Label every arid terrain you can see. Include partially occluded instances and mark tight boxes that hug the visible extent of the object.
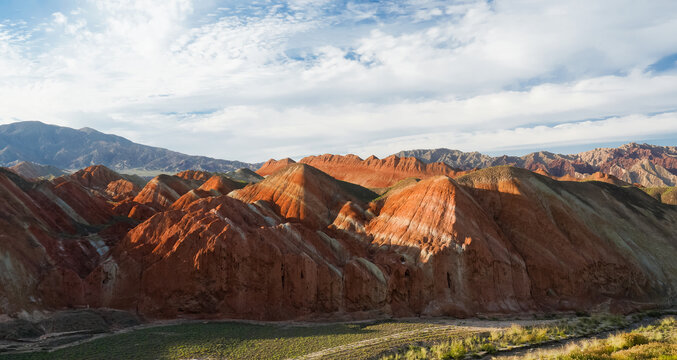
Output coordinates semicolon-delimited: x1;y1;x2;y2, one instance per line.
0;135;676;358
3;0;677;357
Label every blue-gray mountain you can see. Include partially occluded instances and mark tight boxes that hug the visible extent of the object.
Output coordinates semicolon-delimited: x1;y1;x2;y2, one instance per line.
0;121;257;173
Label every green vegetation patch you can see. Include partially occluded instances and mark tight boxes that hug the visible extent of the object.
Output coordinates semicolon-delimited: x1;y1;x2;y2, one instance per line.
2;320;432;360
640;186;677;205
525;316;677;360
380;314;632;360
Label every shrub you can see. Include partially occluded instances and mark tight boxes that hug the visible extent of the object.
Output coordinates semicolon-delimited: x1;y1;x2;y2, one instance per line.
609;332;649;350
480;343;497;354
441;341;467;360
610;343;677;360
660;316;676;328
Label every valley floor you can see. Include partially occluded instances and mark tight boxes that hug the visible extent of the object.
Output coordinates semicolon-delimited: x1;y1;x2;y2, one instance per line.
1;311;674;360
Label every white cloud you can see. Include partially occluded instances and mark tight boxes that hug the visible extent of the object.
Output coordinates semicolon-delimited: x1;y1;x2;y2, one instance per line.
52;12;67;25
0;0;676;162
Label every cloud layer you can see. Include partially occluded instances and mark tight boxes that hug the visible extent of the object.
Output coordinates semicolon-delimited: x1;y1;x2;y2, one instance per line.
1;0;676;161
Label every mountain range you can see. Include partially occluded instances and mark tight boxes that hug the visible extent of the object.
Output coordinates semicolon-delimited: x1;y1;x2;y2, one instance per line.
0;121;256;173
396;143;677;187
1;121;676;189
0;156;675;320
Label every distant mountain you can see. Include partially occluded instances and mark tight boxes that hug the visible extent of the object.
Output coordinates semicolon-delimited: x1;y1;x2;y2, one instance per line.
395;142;677;187
0;121;257;173
8;161;67;180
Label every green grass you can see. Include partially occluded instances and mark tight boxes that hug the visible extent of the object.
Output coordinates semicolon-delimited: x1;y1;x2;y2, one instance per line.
5;314;669;360
1;320;433;360
380;314;631;360
514;316;677;360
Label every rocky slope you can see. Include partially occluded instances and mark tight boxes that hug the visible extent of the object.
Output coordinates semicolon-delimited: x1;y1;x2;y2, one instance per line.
225;168;264;183
297;154;461;188
233;163;377;228
642;187;677;205
0;168;131;314
8;161;67;180
0;161;675;321
0;121;256;173
256;158;297;176
396;143;677;187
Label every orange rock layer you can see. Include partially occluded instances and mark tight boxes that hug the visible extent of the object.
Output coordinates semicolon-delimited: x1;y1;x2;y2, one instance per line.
256;158;296;177
0;162;675;320
295;154;463;188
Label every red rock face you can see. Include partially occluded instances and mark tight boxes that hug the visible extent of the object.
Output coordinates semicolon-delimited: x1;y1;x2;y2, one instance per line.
133;175;200;210
84;165;677;320
454;167;675;311
2;161;676;320
68;165;123;190
170;189;214;210
198;175;244;194
106;179;140;201
365;175;534;315
89;197;354;319
176;170;213;182
169;175;246;211
256;158;296;176
0;168;129;315
58;165;142;202
298;154;460;188
232;163;376;229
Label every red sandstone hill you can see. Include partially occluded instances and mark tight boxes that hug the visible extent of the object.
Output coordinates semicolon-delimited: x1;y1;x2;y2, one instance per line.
294;154;461;188
256;158;296;176
68;165;124;189
54;165;143;202
170;175;246;210
176;170;213;182
232;163;377;228
133;174;201;210
0;168;133;314
0;161;676;320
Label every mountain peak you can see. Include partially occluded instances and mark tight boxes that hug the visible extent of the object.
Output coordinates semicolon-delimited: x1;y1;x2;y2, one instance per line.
256;158;297;176
298;153;459;188
232;163;376;228
78;127;102;134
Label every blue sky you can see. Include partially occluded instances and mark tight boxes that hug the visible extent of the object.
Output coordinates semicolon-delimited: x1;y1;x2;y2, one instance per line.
0;0;676;162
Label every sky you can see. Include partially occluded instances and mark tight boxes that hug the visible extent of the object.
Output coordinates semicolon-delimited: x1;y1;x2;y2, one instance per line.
0;0;677;162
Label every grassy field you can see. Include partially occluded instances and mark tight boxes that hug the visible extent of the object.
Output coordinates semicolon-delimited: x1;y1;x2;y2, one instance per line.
379;314;676;360
503;315;677;360
3;313;673;360
379;314;637;360
1;319;435;360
